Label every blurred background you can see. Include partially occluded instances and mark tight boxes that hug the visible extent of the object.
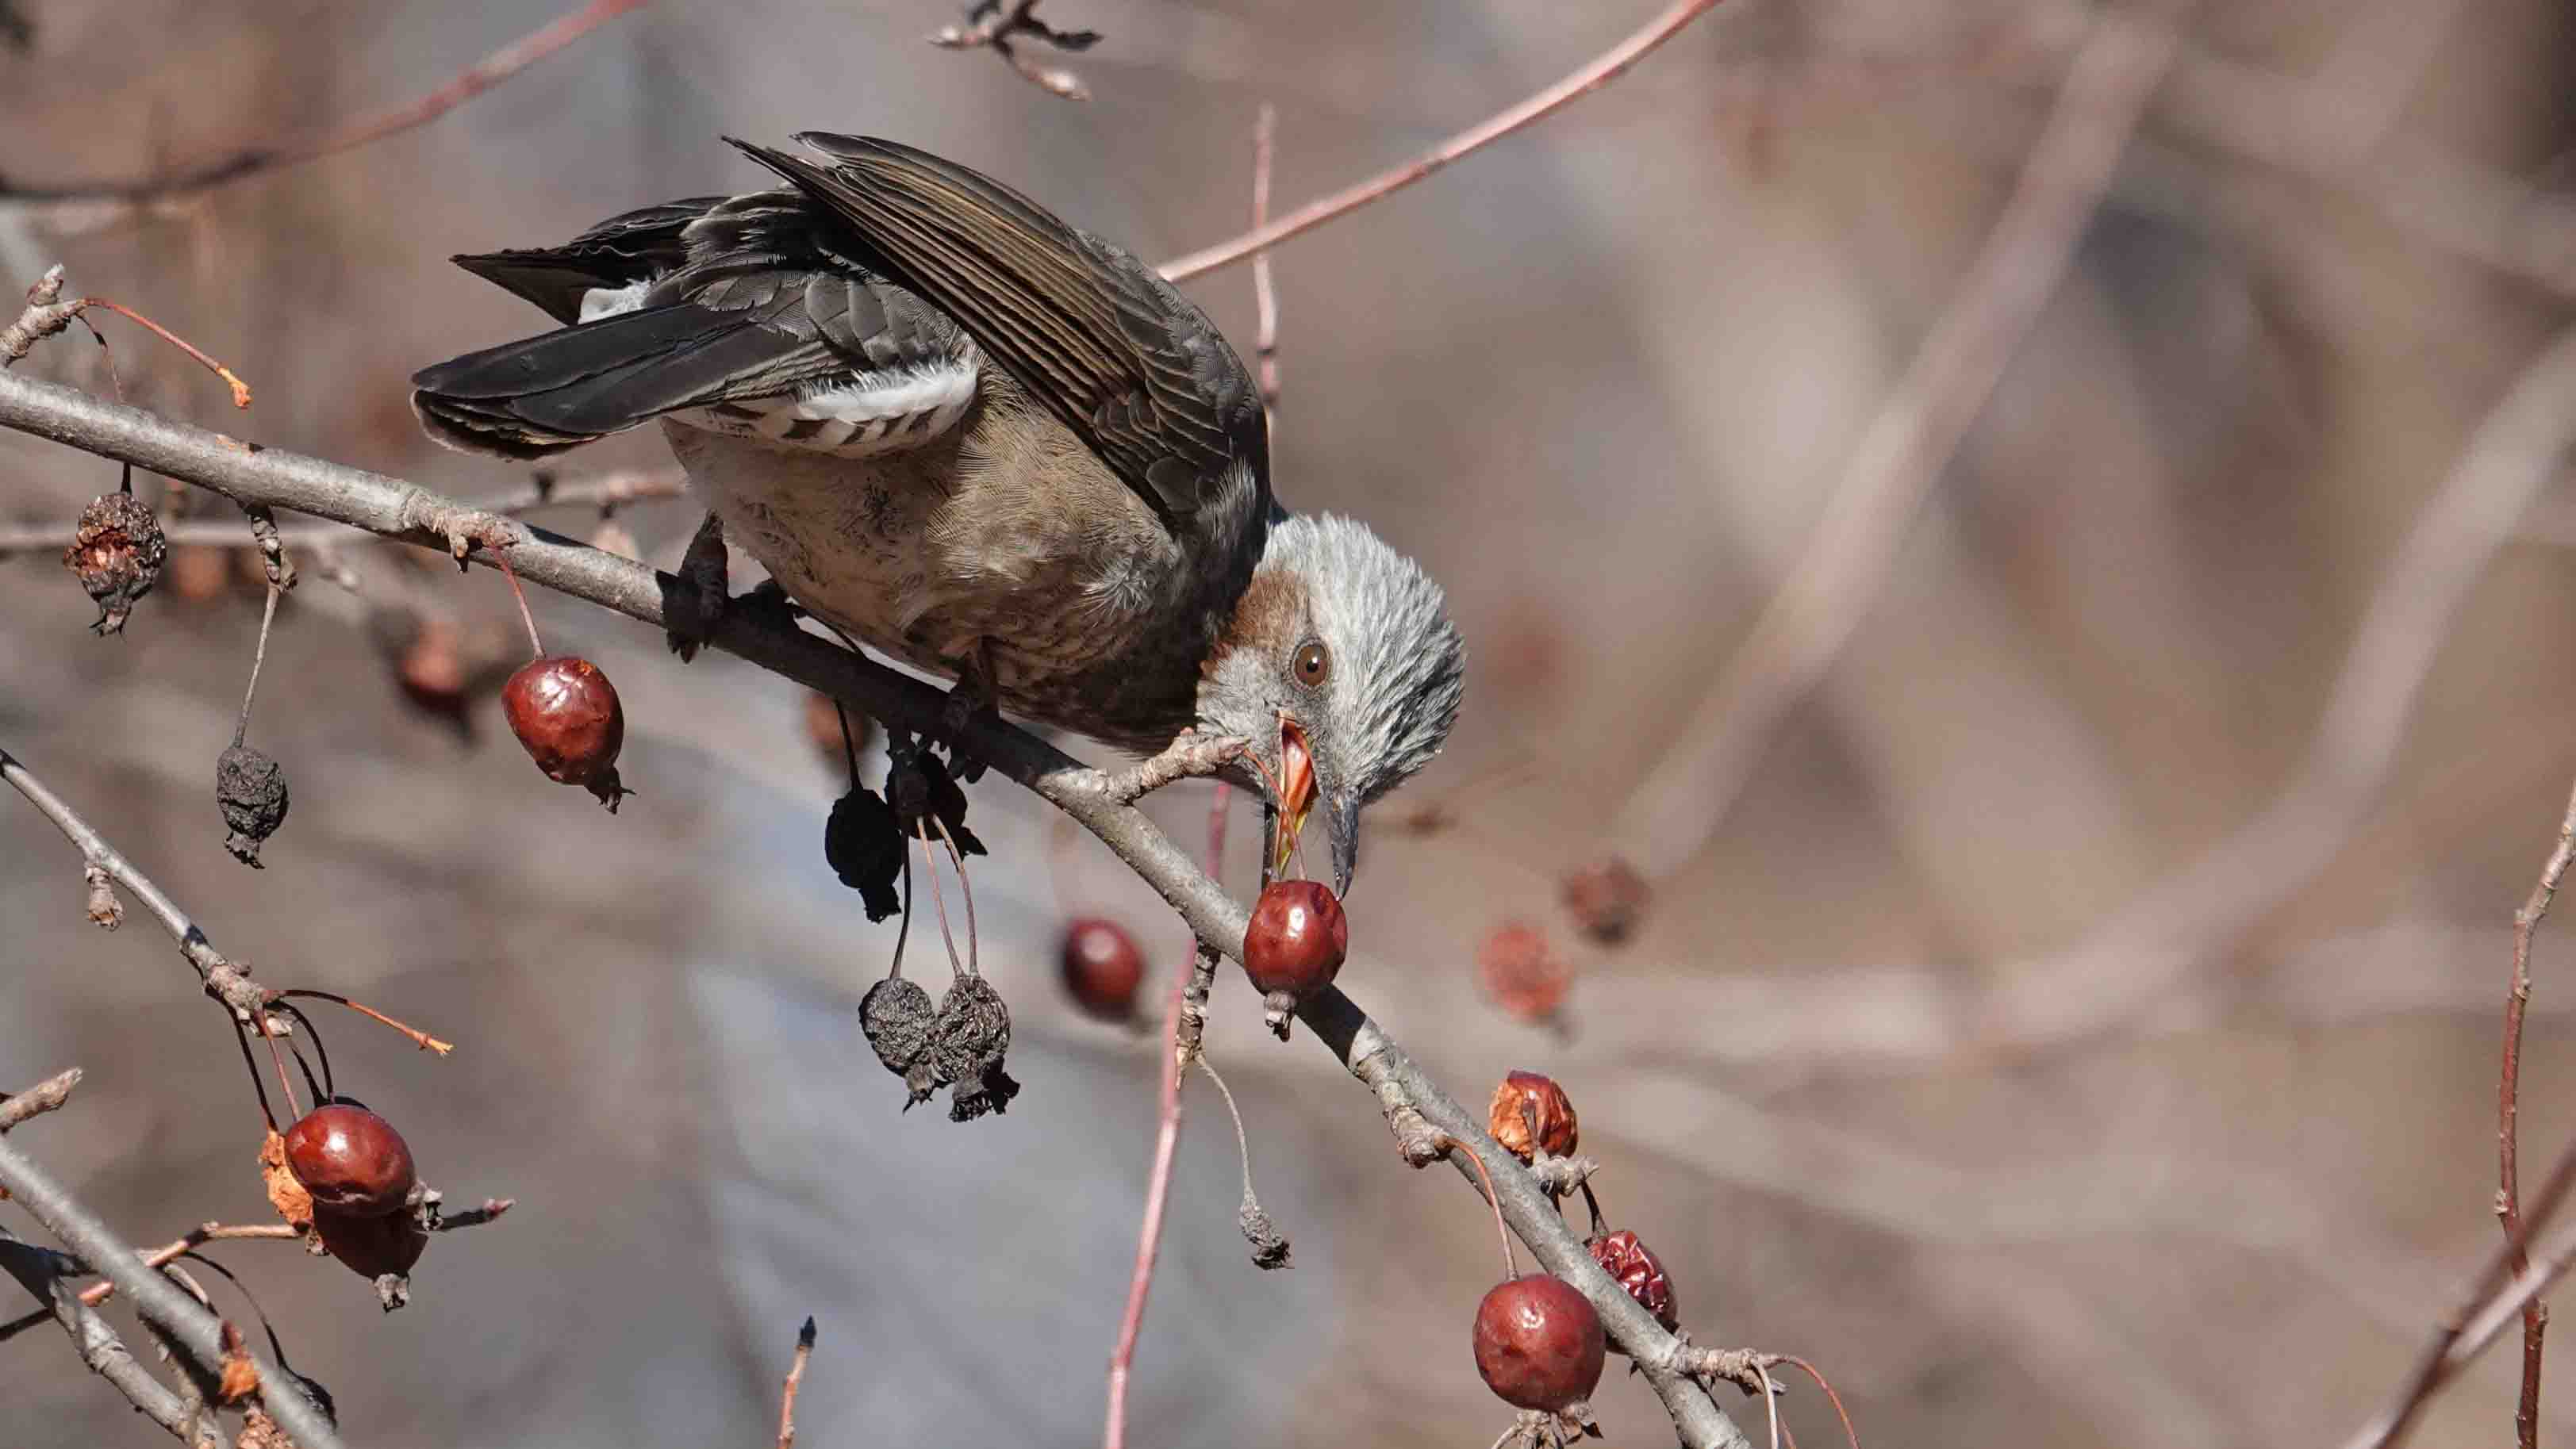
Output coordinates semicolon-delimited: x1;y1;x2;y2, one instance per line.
5;1;2575;1445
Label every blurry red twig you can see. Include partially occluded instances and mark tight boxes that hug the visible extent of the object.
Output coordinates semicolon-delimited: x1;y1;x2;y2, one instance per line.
1616;13;2175;870
777;1316;816;1449
1103;783;1227;1449
1157;0;1726;283
2500;776;2576;1449
1250;104;1280;416
0;0;647;203
928;1;1101;102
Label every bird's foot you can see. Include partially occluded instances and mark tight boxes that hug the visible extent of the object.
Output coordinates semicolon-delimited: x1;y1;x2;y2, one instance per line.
1091;730;1250;806
939;642;1004;783
731;578;804;634
665;512;728;661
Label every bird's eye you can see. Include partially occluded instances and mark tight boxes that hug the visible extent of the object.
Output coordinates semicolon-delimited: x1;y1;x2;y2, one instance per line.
1292;639;1330;688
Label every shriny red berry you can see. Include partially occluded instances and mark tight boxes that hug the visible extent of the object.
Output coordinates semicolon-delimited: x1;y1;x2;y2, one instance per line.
1243;880;1348;1039
313;1205;428;1280
1589;1229;1680;1332
1472;1275;1606;1413
502;654;630;810
282;1104;417;1217
1488;1070;1579;1163
1061;916;1146;1020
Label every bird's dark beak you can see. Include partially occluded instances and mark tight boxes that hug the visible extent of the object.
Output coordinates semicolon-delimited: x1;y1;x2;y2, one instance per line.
1270;715;1316;880
1324;792;1358;898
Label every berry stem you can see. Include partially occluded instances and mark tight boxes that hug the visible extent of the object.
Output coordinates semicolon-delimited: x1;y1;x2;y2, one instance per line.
72;297;252;409
932;814;978;977
832;700;859;786
493;546;544;657
1776;1356;1860;1449
252;1011;301;1124
228;1018;279;1133
916;823;966;979
274;988;455;1056
1438;1133;1518;1279
267;1000;335;1100
887;845;914;980
1196;1056;1257;1205
231;581;280;749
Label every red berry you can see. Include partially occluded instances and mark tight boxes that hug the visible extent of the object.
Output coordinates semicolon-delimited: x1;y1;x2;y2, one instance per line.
1061;917;1146;1020
313;1205;428;1279
282;1104;417;1217
1589;1229;1679;1333
1477;922;1572;1024
1472;1275;1605;1413
1244;880;1346;995
1561;855;1649;946
1243;880;1348;1038
1488;1070;1579;1163
502;654;630;810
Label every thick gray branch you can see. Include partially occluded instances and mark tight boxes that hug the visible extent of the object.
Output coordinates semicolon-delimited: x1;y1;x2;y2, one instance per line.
0;1232;222;1449
0;1135;342;1449
0;366;1752;1447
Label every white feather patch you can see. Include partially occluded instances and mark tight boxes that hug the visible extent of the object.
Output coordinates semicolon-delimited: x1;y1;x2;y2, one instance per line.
577;279;653;322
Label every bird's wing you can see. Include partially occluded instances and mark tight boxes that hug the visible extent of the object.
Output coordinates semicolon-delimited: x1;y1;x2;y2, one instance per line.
451;197;732;325
727;132;1268;526
415;191;979;461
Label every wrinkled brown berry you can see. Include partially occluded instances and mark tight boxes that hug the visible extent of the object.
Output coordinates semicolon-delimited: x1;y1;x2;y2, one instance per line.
825;787;904;922
1561;855;1649;946
62;489;166;636
934;975;1018;1121
502;654;630;810
1061;917;1146;1021
215;743;290;868
313;1205;428;1281
1472;1275;1605;1414
1488;1071;1578;1163
1589;1229;1679;1333
1477;922;1571;1025
859;976;939;1109
1244;880;1347;1038
282;1104;416;1217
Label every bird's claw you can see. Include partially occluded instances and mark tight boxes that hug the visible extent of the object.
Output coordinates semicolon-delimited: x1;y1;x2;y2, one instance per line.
666;511;729;661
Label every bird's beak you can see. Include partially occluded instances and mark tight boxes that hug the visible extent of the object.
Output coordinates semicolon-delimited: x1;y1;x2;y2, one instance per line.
1271;715;1316;880
1324;792;1358;898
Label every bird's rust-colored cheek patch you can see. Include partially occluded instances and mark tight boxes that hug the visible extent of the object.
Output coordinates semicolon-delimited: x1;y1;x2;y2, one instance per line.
1208;566;1310;674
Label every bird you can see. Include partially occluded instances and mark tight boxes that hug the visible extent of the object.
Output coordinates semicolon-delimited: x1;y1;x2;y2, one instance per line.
409;132;1463;894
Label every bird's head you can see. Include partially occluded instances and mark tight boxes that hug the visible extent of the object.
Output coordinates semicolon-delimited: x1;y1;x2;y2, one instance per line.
1198;514;1465;895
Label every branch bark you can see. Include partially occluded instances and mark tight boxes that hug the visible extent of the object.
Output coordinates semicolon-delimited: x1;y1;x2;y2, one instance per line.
0;1135;345;1449
2501;775;2576;1449
0;361;1755;1448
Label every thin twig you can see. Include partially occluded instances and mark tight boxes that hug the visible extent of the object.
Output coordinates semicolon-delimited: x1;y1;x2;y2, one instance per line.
273;988;455;1056
0;468;685;557
1157;0;1727;282
67;1225;302;1310
1616;12;2177;868
777;1316;816;1449
0;1231;222;1449
0;1068;82;1133
2501;775;2576;1449
0;0;648;203
1103;954;1188;1449
927;0;1100;102
1250;103;1281;416
73;301;250;408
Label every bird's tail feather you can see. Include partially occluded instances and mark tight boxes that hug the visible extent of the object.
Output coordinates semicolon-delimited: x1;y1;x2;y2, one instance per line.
409;303;780;461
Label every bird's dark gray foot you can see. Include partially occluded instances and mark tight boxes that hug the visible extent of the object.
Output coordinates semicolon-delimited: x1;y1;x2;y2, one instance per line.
665;512;728;661
939;641;1003;783
731;578;805;634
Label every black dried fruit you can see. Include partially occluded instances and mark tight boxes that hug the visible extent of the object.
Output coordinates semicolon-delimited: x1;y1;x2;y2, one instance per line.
824;787;903;922
933;975;1013;1121
216;744;290;868
888;743;985;857
63;489;166;636
859;976;939;1108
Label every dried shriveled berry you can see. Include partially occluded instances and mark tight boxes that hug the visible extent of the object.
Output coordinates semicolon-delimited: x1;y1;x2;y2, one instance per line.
1477;922;1571;1025
1589;1229;1679;1333
1061;916;1146;1021
825;787;904;922
62;489;166;635
215;743;290;868
313;1205;428;1281
1243;880;1346;1039
282;1104;416;1217
934;975;1018;1121
1561;855;1649;946
859;976;939;1108
501;654;630;811
1488;1071;1578;1163
889;746;985;856
1473;1275;1605;1414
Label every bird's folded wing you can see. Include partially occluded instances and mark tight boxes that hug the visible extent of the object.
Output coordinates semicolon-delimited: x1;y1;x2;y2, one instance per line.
727;132;1268;525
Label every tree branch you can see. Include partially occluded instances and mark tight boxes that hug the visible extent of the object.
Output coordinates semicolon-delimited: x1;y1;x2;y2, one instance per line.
0;0;647;203
0;1232;221;1449
1154;0;1728;283
2500;774;2576;1449
0;1135;346;1449
0;355;1756;1449
0;1067;82;1133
